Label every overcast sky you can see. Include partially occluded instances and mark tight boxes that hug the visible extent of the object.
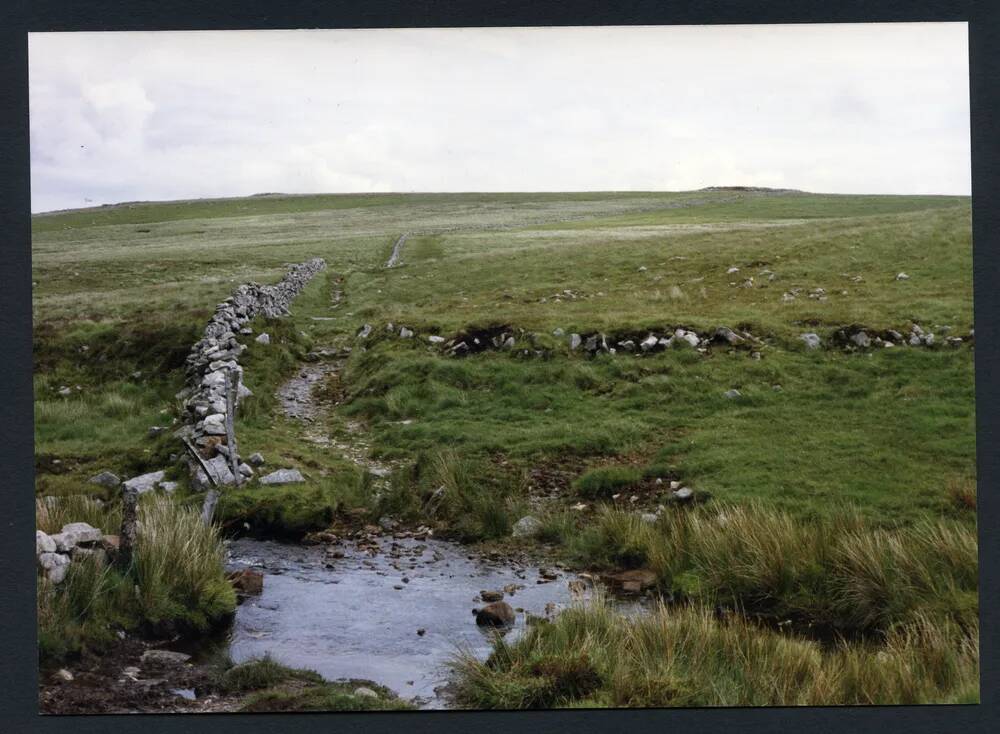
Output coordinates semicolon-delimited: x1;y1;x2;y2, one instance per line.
28;24;970;213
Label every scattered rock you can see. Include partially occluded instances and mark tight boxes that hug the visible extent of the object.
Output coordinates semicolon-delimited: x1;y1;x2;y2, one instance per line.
399;327;414;339
227;569;264;595
88;470;121;489
36;530;56;555
480;590;504;603
357;324;373;339
122;470;166;494
607;568;657;593
569;333;582;350
428;335;446;344
147;426;167;438
850;331;871;348
248;452;265;467
672;487;694;502
511;515;543;538
416;628;426;636
800;333;821;350
141;650;192;668
38;552;71;584
723;389;742;399
474;601;516;627
353;686;379;699
896;272;910;281
60;522;104;545
553;328;565;337
259;468;305;485
159;481;179;494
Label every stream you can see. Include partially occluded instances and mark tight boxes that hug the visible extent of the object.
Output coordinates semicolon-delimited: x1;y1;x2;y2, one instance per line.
222;536;641;708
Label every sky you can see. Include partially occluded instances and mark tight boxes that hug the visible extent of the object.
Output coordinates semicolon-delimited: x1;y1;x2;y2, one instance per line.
28;24;971;213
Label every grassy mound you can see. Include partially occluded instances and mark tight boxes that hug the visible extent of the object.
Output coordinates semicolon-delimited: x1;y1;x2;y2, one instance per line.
450;599;979;708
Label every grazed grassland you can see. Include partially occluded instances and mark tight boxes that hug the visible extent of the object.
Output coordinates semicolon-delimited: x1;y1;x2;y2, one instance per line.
32;189;977;707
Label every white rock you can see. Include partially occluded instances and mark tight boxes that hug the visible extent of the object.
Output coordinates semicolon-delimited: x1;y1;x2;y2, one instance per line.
259;468;306;485
36;530;56;555
60;522;103;544
255;333;270;345
569;333;582;350
399;327;414;339
640;335;659;352
511;515;543;538
800;333;821;350
353;686;378;699
723;389;742;399
428;335;446;344
896;272;910;281
123;470;166;494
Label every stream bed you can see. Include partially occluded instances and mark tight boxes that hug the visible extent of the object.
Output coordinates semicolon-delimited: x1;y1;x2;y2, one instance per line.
222;536;642;708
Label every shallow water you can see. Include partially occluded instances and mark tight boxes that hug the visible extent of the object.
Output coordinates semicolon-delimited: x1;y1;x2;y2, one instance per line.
223;536;635;708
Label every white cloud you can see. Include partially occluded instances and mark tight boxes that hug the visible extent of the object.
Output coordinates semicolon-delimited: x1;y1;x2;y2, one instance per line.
28;24;971;212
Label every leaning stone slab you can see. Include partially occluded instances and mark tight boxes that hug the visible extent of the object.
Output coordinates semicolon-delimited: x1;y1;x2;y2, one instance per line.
259;468;306;485
123;470;166;494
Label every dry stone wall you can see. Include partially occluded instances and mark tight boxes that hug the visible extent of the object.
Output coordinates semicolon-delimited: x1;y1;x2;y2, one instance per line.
175;258;326;488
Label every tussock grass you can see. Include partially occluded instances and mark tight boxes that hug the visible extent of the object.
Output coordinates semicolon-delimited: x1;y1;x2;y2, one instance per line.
566;504;977;634
36;495;119;535
449;597;979;708
132;496;236;632
36;496;235;662
216;655;324;693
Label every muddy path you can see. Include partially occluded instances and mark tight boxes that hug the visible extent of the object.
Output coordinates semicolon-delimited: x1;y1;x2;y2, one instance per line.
385;232;409;268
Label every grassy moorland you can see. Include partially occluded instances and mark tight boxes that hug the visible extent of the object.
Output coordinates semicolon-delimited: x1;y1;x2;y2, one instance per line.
32;189;976;707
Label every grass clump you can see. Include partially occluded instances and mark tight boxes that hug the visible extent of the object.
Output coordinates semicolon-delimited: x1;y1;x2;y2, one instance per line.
132;496;237;633
37;496;235;663
450;598;979;708
572;466;643;499
216;655;324;693
563;504;977;635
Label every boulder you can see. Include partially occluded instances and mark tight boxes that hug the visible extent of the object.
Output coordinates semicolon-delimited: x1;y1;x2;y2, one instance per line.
353;687;379;699
640;335;659;352
123;470;166;494
38;552;71;584
607;568;657;593
248;452;265;467
227;568;264;595
672;487;694;502
60;522;104;545
88;470;121;489
800;333;821;350
259;468;306;485
36;530;56;555
714;326;744;345
511;515;542;538
850;331;871;348
474;601;516;627
681;331;700;348
255;333;270;345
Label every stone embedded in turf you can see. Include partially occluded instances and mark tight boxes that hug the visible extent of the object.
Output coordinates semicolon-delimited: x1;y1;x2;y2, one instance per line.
259;468;306;485
123;470;166;494
88;470;121;489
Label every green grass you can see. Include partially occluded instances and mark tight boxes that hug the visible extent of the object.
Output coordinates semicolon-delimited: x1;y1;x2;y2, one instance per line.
37;495;236;662
32;190;977;706
559;504;977;635
449;599;979;709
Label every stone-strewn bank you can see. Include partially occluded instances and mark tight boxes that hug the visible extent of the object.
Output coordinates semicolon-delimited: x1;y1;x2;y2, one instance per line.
175;258;326;487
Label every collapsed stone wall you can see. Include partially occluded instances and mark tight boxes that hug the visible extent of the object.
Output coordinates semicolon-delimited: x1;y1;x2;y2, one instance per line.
175;258;326;488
